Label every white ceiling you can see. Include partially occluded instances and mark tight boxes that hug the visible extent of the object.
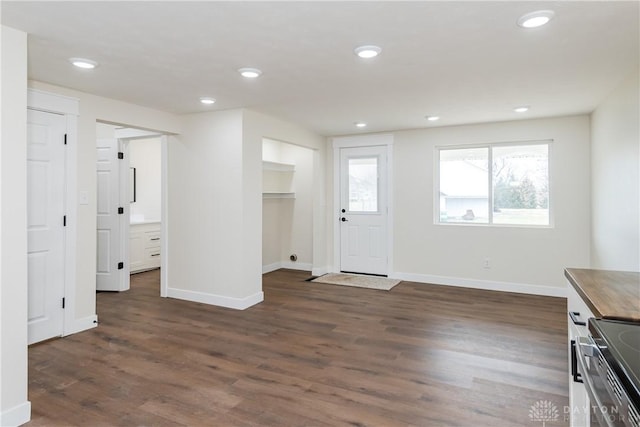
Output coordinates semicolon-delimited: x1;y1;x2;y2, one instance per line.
2;1;638;136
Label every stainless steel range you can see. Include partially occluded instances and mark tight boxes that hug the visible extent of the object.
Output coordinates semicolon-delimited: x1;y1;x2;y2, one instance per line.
576;318;640;427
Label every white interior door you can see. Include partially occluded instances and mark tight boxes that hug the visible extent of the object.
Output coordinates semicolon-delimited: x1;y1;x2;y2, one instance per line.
27;109;66;344
339;146;388;275
96;138;127;291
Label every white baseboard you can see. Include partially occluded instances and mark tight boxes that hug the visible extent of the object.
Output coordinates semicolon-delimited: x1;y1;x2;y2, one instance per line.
262;262;282;274
0;401;31;427
262;261;313;274
391;272;567;298
64;314;98;336
167;287;264;310
280;261;312;271
312;266;330;277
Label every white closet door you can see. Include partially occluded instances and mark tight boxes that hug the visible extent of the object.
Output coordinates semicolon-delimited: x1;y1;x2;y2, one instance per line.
27;109;66;344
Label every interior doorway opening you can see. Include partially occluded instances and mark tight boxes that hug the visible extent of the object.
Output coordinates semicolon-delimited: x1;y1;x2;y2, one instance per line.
95;122;168;296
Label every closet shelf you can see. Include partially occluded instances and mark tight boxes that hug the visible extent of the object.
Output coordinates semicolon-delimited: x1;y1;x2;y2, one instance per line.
262;160;295;172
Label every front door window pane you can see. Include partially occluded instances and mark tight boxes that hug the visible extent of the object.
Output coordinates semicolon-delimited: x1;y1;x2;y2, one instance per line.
348;157;378;212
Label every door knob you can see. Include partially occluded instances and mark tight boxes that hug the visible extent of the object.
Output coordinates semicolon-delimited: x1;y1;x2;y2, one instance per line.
341;217;348;222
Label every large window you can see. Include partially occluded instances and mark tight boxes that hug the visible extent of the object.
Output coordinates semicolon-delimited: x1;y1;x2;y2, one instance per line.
437;142;549;226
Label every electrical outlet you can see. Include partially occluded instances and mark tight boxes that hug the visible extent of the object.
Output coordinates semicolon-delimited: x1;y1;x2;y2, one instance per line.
483;258;491;269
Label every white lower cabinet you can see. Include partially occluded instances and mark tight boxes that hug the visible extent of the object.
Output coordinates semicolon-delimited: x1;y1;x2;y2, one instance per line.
567;283;594;427
130;222;161;273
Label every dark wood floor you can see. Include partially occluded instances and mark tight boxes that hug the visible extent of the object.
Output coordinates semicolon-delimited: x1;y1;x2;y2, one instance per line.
27;269;569;426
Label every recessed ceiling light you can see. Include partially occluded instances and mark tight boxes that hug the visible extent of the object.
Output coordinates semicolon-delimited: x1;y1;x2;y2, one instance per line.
354;45;382;59
69;57;98;69
200;97;216;105
238;67;262;78
514;106;530;113
426;115;440;122
355;122;367;128
517;10;555;28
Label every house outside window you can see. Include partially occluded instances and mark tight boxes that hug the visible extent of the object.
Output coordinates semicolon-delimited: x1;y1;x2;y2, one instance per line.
437;142;550;226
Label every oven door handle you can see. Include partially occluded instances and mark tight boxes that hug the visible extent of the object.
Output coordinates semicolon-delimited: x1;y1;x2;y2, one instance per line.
575;337;616;427
570;340;583;383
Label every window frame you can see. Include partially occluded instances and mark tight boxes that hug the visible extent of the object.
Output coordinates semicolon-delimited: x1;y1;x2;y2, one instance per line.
434;140;553;228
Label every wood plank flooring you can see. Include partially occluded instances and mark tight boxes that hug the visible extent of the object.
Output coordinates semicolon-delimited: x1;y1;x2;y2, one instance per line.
27;269;569;426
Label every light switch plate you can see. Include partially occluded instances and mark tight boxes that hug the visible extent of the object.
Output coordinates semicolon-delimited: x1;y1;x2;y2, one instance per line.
79;191;89;205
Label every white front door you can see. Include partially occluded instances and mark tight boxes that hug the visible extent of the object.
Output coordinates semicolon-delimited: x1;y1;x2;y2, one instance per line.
27;109;66;344
339;146;388;275
96;138;128;291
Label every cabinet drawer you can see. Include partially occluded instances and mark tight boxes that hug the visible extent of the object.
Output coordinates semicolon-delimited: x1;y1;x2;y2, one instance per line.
145;247;161;268
145;247;161;259
130;223;161;273
145;232;161;248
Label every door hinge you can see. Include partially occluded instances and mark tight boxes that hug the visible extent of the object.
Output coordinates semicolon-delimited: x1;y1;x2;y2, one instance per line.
64;134;67;145
63;215;67;226
118;207;124;214
118;152;124;159
62;297;65;309
118;262;124;270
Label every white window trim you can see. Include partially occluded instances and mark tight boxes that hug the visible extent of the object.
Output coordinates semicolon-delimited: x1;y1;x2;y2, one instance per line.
435;139;553;228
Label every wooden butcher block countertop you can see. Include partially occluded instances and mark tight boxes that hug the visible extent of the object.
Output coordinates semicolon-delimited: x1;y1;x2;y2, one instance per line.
565;268;640;322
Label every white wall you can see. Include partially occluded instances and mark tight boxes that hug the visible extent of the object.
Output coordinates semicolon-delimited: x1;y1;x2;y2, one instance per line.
590;68;640;271
395;116;591;293
0;25;30;427
129;137;161;222
96;122;117;138
262;197;283;268
262;139;314;271
329;115;591;295
167;110;255;306
28;81;180;324
262;139;286;269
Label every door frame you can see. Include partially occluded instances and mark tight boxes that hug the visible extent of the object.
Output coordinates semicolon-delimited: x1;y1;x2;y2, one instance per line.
332;133;394;276
113;127;168;296
27;88;79;337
